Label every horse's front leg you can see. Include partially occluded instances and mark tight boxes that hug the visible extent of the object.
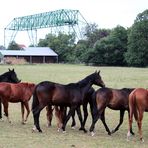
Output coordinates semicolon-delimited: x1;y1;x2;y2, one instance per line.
62;106;76;133
0;99;3;121
21;102;25;124
24;102;30;124
111;110;125;134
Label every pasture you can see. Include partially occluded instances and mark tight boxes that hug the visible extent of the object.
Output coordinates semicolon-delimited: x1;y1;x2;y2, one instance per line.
0;64;148;148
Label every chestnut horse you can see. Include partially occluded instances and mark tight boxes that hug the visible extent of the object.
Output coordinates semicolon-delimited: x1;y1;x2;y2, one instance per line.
89;87;135;136
0;68;21;120
127;88;148;142
32;71;105;133
0;82;35;124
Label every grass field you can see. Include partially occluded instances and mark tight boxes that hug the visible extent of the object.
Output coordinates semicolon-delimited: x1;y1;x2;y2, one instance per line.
0;64;148;148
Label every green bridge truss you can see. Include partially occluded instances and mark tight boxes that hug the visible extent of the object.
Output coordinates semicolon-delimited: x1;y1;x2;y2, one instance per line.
4;9;88;47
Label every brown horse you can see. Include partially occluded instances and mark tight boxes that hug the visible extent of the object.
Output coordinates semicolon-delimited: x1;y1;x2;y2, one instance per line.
46;87;96;132
127;88;148;142
32;71;105;133
89;87;135;136
0;82;35;124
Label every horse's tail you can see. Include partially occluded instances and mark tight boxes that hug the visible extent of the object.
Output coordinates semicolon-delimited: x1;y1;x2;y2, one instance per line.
129;90;138;122
32;86;39;113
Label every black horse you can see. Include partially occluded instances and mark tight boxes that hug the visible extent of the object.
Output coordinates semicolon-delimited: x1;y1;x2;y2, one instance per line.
0;68;21;119
89;87;135;136
32;71;105;133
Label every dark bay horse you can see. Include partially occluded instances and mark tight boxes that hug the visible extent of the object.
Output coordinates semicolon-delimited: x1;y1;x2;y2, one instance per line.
32;71;105;133
0;82;35;124
127;88;148;142
46;87;95;131
89;87;135;136
0;68;21;120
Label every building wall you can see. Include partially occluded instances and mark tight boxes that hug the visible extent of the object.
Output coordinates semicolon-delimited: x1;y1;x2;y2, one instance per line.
4;55;57;63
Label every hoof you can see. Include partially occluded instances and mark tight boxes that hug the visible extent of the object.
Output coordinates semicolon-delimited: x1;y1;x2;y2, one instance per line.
57;128;62;132
62;130;66;134
108;132;111;136
140;138;144;143
0;118;4;122
90;131;95;137
71;126;76;130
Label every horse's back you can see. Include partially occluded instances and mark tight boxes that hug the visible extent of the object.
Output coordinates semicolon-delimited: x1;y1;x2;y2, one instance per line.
129;88;148;111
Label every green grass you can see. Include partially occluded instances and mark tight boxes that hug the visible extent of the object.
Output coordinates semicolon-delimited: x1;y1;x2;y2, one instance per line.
0;64;148;148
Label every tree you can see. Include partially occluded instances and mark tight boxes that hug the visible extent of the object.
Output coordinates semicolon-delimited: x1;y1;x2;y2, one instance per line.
83;23;110;48
87;25;128;66
38;33;76;62
7;41;20;50
125;9;148;67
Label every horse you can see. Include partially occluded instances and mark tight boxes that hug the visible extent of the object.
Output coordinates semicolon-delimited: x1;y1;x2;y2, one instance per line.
89;87;135;136
46;87;96;132
0;82;35;124
127;88;148;142
0;68;21;120
32;71;105;133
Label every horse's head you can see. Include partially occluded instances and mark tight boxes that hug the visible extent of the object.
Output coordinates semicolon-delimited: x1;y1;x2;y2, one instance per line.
8;68;21;83
91;70;105;87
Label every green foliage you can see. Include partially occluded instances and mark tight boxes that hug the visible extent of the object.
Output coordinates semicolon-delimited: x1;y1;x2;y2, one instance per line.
125;9;148;67
85;25;128;66
7;41;20;50
38;33;76;62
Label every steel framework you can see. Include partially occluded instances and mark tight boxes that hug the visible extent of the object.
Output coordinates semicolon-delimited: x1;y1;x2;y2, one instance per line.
4;9;88;47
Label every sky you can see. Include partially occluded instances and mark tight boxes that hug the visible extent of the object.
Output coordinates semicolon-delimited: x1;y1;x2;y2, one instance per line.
0;0;147;47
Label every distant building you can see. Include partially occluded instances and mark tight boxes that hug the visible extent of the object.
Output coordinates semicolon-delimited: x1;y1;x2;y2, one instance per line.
0;47;58;63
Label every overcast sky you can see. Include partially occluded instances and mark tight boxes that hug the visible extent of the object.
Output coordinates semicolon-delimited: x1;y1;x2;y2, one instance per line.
0;0;147;46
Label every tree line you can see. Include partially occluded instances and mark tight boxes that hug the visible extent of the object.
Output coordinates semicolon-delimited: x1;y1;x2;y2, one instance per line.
7;10;148;67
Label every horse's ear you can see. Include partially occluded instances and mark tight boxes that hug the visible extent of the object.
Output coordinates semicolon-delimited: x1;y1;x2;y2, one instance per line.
98;70;100;74
8;68;11;72
12;68;14;72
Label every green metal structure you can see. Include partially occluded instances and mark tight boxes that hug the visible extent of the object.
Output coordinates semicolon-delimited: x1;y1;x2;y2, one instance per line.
4;9;88;47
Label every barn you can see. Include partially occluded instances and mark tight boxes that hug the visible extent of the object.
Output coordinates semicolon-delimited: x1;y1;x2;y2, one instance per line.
0;47;58;63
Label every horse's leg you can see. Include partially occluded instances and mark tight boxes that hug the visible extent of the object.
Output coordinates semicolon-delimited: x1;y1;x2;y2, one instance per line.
71;109;76;129
24;102;30;123
81;101;88;131
0;98;3;121
100;110;111;135
127;110;135;135
77;106;87;133
111;110;125;134
137;110;144;142
62;106;76;132
32;104;46;133
21;102;25;124
3;101;11;123
55;106;63;131
46;105;53;127
89;109;100;136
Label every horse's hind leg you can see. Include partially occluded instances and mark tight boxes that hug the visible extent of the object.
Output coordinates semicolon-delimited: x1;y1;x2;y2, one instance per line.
46;105;53;127
128;110;135;135
89;110;100;136
32;105;45;132
111;110;125;134
62;106;76;132
24;102;30;123
100;110;111;135
0;99;3;121
137;110;144;142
